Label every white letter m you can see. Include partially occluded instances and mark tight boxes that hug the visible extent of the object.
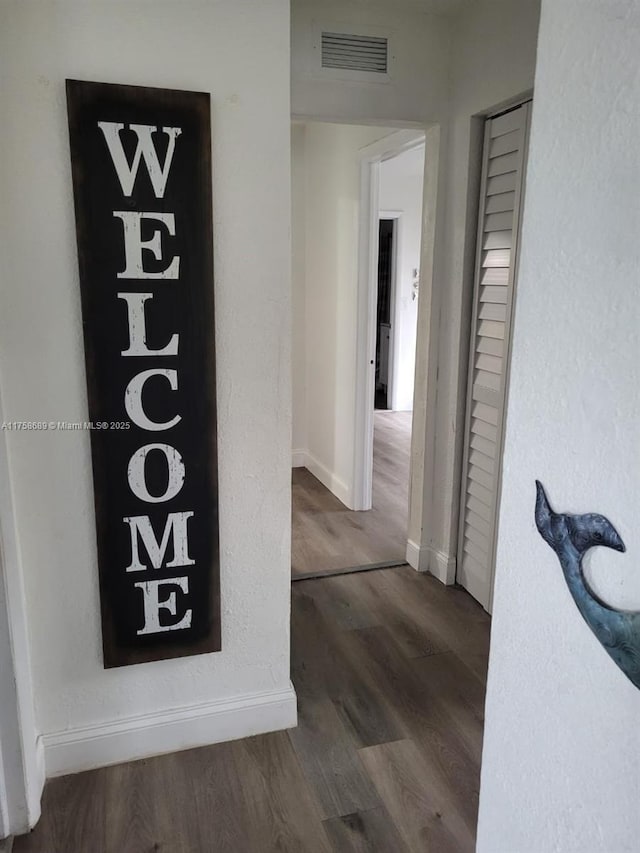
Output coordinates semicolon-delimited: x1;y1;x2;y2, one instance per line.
123;511;195;572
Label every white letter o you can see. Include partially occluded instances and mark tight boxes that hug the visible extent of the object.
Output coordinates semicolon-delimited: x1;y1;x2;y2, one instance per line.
127;443;185;503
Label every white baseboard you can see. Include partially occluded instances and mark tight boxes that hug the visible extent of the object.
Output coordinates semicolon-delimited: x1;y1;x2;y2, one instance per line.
43;684;298;778
29;736;45;828
304;451;352;509
429;547;456;585
406;538;428;571
406;539;456;585
292;449;306;468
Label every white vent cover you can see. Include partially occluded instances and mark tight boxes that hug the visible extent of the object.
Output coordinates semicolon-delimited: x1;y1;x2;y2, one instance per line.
321;32;388;73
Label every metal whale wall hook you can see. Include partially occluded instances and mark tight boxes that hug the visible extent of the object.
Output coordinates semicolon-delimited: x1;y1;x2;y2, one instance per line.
535;480;640;690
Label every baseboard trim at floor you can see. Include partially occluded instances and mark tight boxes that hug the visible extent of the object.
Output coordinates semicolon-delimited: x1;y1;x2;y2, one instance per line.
429;547;457;584
406;539;456;585
292;449;306;468
43;684;298;778
293;559;407;582
406;538;428;571
303;452;352;509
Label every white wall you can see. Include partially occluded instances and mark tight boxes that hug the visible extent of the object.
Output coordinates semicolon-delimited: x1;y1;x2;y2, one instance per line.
291;124;308;460
0;0;295;781
408;0;541;578
478;1;640;849
292;0;451;124
291;121;396;504
379;144;424;412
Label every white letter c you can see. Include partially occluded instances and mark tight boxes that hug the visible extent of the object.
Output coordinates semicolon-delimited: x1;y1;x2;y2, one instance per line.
125;368;181;432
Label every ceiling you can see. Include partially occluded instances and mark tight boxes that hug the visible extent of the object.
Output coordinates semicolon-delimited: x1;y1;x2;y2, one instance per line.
297;0;476;15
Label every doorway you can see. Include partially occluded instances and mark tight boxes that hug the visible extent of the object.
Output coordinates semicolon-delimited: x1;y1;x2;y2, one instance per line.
375;218;395;411
290;122;426;579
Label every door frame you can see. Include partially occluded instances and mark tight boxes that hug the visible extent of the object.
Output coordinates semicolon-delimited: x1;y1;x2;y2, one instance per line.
289;114;443;570
352;130;426;511
0;386;43;837
377;210;402;412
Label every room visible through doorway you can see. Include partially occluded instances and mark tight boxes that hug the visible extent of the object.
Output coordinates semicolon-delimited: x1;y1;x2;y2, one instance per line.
375;218;394;411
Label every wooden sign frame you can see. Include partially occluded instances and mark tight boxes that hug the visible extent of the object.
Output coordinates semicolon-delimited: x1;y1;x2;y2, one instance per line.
66;79;220;668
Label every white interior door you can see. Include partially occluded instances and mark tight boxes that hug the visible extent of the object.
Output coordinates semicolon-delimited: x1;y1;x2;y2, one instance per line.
457;101;532;613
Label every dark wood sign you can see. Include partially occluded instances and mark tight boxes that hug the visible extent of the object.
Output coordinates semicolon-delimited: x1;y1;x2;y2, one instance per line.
66;80;220;668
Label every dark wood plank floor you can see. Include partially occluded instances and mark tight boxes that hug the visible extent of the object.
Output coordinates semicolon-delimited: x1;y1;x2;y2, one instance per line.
292;411;412;577
15;566;490;853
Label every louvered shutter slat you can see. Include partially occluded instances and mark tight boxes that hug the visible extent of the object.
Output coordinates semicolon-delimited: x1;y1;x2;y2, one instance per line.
488;151;519;177
472;402;499;426
470;434;496;460
490;129;522;158
465;525;491;555
485;191;516;214
468;464;493;490
474;370;500;393
486;172;517;196
467;491;492;517
478;303;507;322
471;418;498;443
466;509;492;539
462;551;486;580
490;108;523;137
480;285;508;304
483;230;512;250
467;478;494;508
485;211;513;231
472;384;499;407
477;319;505;339
476;353;503;375
469;449;494;475
481;268;510;286
476;336;503;357
483;249;511;267
464;537;489;565
467;492;493;520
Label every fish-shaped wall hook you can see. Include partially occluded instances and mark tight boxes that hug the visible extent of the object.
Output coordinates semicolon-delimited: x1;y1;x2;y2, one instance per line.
535;480;639;690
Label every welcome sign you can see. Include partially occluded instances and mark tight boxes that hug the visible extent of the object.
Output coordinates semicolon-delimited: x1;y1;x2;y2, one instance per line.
66;80;220;668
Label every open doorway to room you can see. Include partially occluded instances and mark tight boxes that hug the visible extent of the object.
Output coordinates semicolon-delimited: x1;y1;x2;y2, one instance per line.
290;121;425;580
374;217;395;412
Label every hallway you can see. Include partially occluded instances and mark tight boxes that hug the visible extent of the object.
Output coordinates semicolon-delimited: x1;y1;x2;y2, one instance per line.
292;411;412;578
15;566;489;852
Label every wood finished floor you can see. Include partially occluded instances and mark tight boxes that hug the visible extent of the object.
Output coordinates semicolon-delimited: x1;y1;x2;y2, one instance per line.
15;566;490;853
292;411;412;578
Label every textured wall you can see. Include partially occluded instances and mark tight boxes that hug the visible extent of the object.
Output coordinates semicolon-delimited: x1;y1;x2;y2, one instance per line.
0;0;293;754
478;1;640;849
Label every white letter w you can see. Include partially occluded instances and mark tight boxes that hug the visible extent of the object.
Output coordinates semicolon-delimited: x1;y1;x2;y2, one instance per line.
98;122;182;199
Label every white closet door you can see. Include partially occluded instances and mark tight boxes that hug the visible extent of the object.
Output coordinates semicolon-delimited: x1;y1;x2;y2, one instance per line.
457;101;532;613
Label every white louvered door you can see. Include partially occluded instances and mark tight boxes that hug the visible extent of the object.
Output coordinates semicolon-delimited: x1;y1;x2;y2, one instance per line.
457;101;532;613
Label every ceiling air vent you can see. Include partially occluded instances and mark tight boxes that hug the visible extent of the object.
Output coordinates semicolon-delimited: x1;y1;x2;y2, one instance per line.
321;31;388;74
